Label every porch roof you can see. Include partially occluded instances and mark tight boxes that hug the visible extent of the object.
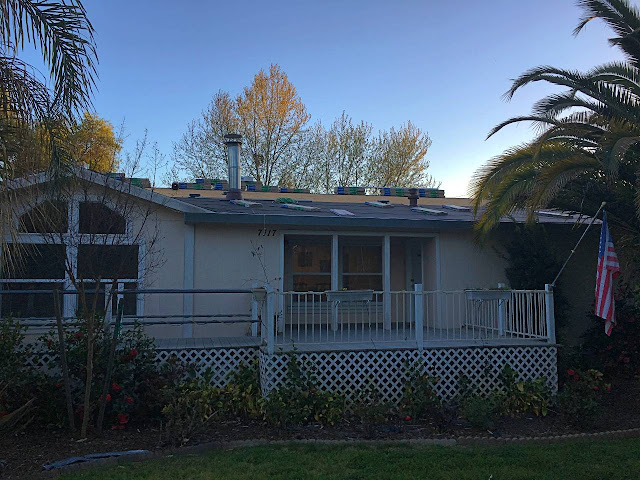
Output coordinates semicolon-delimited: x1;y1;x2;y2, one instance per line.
180;196;592;230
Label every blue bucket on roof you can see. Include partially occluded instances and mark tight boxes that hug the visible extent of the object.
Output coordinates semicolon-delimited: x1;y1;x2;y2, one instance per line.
247;184;256;191
195;178;204;184
178;182;187;189
383;187;391;196
337;186;345;195
418;188;426;197
280;187;289;193
213;183;223;190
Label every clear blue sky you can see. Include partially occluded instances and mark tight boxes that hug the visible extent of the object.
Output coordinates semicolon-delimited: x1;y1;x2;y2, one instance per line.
74;0;625;195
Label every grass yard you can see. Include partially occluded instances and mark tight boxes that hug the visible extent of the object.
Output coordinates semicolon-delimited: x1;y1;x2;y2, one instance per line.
60;437;640;480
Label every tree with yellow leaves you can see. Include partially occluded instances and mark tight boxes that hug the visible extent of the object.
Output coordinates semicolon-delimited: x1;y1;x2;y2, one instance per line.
237;64;310;185
368;121;436;188
70;112;122;172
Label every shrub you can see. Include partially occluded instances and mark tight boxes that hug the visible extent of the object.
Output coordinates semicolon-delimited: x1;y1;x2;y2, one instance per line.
583;283;640;377
219;361;263;419
36;319;157;429
161;379;221;446
461;395;500;430
0;318;48;419
350;379;395;427
555;367;610;427
399;358;441;419
263;353;345;427
495;365;551;417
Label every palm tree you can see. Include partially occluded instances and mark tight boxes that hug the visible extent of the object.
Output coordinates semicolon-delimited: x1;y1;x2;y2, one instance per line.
471;0;640;254
0;0;97;269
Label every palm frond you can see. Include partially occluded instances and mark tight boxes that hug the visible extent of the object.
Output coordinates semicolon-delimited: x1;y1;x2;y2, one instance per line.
0;0;97;116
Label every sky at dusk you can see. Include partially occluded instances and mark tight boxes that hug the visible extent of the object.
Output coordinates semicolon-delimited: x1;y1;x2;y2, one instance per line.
36;0;628;196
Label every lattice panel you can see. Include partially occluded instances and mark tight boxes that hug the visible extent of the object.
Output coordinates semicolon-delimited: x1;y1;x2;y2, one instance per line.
259;346;558;404
155;347;258;387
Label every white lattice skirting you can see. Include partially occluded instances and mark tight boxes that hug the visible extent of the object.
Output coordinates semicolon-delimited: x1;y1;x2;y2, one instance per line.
155;347;258;388
259;346;558;404
31;345;557;403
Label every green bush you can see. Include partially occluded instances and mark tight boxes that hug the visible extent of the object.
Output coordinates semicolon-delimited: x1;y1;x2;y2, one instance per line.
399;358;441;419
220;361;263;419
350;380;395;426
161;380;221;446
36;318;157;429
263;353;345;427
496;365;551;417
461;395;500;430
555;367;610;427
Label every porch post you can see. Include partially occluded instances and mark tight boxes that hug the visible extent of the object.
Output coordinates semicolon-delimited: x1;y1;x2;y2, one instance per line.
182;224;195;338
251;283;259;337
331;234;339;331
544;284;556;344
266;285;275;354
383;234;391;330
414;284;423;351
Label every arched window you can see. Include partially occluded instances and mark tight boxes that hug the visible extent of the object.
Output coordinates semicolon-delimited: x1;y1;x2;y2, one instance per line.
79;202;126;234
20;201;68;233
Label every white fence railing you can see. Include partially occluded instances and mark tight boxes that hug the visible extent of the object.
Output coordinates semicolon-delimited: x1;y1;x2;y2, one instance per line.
263;286;554;352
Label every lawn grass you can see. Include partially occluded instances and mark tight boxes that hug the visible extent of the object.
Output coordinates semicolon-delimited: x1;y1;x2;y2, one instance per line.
61;437;640;480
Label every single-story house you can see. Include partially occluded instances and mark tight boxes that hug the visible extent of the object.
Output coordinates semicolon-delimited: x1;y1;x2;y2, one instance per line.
2;160;598;401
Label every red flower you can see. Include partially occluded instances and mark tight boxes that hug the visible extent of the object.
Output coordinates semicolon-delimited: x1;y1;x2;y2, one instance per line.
573;374;580;381
607;385;612;392
125;397;133;405
129;349;138;358
593;386;599;391
567;369;575;376
624;357;631;364
75;332;83;339
117;413;129;425
112;382;122;392
55;382;63;388
46;339;53;347
404;416;412;421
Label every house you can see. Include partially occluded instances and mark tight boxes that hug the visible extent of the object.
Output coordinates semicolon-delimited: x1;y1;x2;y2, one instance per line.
2;150;597;402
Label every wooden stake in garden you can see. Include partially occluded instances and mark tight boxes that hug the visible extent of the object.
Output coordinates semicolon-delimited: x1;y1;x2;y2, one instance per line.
53;290;75;433
96;299;124;434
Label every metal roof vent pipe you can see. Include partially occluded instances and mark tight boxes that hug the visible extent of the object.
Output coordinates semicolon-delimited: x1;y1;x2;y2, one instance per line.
408;188;419;207
224;133;243;200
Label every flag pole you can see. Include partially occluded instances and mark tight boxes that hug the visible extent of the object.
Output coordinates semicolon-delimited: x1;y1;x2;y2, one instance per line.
551;201;606;288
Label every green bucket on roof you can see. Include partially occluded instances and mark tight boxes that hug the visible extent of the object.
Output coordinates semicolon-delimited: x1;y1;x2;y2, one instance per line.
261;185;271;192
275;197;298;204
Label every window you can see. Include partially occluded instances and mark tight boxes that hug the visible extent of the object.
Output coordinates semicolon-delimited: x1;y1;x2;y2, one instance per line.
20;201;68;233
340;237;382;291
284;235;385;293
77;245;139;280
2;244;66;279
285;235;331;292
1;282;63;318
79;202;126;234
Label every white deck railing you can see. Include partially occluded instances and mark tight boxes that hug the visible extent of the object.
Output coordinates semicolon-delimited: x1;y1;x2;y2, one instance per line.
263;286;554;352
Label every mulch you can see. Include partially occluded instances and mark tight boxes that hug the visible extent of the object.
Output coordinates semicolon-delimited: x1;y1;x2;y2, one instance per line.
2;379;639;480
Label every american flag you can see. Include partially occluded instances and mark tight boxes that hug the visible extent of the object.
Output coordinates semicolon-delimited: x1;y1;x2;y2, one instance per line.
595;211;620;335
